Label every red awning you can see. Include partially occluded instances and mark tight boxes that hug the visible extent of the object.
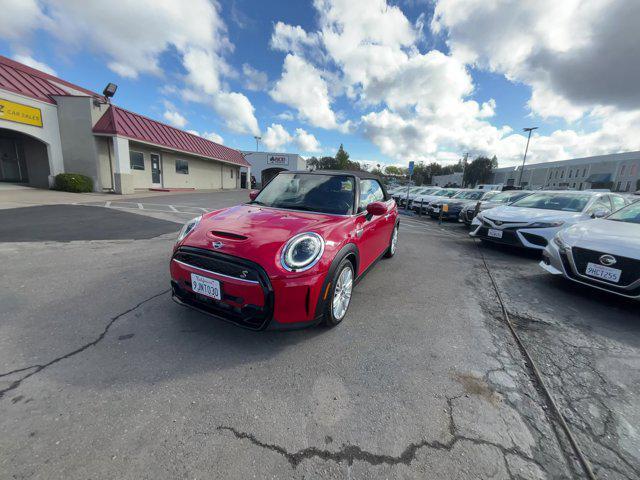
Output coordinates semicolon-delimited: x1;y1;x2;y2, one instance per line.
93;105;249;167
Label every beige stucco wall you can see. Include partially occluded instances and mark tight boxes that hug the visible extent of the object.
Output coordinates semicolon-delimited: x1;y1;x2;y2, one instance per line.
123;141;239;190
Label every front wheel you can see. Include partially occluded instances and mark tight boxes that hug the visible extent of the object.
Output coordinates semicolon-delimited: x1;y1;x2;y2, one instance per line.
323;259;354;327
384;224;398;258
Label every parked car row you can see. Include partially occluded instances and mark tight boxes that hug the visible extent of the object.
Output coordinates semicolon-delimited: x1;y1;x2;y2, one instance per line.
397;187;637;301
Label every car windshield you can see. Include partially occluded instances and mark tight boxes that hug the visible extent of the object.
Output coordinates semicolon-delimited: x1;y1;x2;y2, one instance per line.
253;173;355;215
480;191;500;201
510;192;592;212
453;190;484;200
607;201;640;224
490;190;531;204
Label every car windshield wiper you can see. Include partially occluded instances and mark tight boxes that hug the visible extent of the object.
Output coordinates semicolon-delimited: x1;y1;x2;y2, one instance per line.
248;200;267;206
274;204;318;212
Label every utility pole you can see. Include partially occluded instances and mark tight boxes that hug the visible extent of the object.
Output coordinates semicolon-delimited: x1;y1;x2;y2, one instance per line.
518;127;538;187
462;152;469;187
253;136;261;151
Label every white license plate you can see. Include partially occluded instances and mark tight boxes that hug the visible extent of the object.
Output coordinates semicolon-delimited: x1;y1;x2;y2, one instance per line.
585;262;622;283
432;207;440;213
190;273;222;300
488;228;503;239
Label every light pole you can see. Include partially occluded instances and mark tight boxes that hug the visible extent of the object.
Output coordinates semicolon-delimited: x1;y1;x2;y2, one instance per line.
518;127;538;187
253;136;262;151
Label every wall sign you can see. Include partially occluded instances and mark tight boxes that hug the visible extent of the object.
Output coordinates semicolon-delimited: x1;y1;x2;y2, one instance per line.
268;155;288;166
0;98;43;127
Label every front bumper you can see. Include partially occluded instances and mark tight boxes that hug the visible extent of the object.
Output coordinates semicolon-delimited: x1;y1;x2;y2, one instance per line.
170;246;325;330
540;242;640;300
469;222;558;250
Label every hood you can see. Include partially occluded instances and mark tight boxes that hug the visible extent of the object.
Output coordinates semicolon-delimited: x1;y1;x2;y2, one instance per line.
481;205;585;224
179;205;340;273
559;219;640;258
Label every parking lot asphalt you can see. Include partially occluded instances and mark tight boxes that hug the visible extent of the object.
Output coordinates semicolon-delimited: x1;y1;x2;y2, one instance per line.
1;192;638;479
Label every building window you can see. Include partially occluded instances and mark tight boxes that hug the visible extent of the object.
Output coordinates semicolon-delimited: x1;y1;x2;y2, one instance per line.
230;169;234;178
548;171;552;179
130;151;145;170
175;159;189;174
620;165;626;176
568;170;573;178
631;164;638;176
560;170;564;178
555;171;559;178
626;181;631;192
583;167;588;176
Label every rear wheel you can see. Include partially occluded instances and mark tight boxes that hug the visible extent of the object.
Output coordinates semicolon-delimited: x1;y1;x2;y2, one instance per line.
323;258;354;327
384;224;398;258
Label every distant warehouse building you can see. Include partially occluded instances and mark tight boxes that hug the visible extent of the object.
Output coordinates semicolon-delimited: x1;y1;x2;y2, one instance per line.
0;55;249;193
489;151;640;192
241;151;307;187
432;172;463;187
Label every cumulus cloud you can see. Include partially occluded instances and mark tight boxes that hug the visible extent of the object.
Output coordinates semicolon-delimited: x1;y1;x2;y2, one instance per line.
294;128;321;152
187;130;225;144
12;54;56;75
270;54;348;131
163;109;188;128
242;63;269;91
270;22;321;57
262;123;293;151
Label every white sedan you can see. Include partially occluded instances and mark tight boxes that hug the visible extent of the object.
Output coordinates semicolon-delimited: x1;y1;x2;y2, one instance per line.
540;201;640;300
470;191;629;250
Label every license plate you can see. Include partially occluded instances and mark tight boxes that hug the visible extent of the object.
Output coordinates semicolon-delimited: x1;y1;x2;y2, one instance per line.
488;228;503;239
585;263;622;283
190;273;222;300
432;207;440;213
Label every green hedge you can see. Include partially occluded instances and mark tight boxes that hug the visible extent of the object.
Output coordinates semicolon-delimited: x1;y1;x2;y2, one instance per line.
54;173;93;193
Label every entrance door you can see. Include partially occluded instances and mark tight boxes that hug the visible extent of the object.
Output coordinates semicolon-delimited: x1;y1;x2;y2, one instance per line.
0;137;27;182
150;153;162;186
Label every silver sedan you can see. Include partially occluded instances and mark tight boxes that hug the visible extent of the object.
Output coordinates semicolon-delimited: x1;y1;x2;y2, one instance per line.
540;201;640;300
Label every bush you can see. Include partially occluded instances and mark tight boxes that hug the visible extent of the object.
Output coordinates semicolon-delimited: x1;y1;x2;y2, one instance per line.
54;173;93;193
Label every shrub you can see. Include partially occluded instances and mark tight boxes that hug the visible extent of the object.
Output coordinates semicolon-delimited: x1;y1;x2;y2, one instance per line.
54;173;93;193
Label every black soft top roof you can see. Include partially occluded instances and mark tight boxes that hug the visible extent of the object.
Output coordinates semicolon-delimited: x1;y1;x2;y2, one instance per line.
285;169;383;181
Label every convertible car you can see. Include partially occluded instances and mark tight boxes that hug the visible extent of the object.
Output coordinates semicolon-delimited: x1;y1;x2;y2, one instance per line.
170;170;399;330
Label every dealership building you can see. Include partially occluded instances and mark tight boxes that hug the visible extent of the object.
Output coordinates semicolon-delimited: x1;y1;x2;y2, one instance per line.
241;151;307;187
0;55;249;193
488;151;640;191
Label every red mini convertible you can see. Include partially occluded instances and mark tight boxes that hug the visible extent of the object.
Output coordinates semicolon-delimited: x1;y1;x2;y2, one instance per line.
170;170;399;330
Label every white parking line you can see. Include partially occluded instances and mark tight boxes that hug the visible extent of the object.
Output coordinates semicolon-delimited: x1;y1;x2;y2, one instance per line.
168;205;178;212
138;203;144;210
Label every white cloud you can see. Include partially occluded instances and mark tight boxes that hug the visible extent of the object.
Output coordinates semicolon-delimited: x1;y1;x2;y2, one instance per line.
0;0;42;40
211;91;260;135
242;63;268;91
163;109;188;128
187;129;225;144
12;54;56;75
262;123;293;151
294;128;321;152
270;54;347;131
270;22;321;56
276;111;294;121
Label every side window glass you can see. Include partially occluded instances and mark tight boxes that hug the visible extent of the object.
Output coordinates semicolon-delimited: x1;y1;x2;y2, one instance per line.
359;180;384;211
611;195;626;211
588;196;611;214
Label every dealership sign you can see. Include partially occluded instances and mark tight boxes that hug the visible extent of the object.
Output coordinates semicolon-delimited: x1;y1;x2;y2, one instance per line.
268;156;288;166
0;98;43;127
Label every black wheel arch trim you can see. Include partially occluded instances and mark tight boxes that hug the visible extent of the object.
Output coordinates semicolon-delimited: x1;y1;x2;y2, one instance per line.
313;243;360;319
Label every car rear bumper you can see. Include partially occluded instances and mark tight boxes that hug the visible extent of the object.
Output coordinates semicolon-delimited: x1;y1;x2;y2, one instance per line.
170;247;325;330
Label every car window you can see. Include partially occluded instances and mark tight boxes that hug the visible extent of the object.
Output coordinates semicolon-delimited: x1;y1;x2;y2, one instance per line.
586;195;612;214
610;195;626;211
608;201;640;224
359;179;385;211
510;192;592;212
254;173;355;215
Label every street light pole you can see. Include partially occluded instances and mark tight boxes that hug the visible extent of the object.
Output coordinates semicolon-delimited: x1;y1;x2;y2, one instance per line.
253;136;262;151
518;127;538;187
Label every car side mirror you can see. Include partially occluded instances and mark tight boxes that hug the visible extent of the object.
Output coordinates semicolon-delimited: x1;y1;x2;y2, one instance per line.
249;190;260;201
591;208;609;218
366;201;387;220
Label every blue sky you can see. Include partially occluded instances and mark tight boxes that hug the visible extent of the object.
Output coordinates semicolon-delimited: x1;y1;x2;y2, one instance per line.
1;0;637;168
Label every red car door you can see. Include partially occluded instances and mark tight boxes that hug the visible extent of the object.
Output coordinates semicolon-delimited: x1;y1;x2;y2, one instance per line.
355;179;392;272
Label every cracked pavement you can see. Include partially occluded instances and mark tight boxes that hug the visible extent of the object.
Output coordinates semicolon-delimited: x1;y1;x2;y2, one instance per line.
1;191;637;479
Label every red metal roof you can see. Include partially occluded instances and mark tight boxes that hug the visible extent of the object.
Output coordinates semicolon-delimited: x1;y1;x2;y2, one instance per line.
93;105;249;167
0;55;99;104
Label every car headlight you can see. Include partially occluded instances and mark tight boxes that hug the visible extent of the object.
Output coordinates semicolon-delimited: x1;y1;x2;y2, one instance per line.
553;235;568;253
529;221;565;228
281;232;325;272
177;215;202;242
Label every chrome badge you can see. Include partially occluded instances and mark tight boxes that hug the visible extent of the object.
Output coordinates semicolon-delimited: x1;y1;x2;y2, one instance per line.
212;241;224;249
599;254;617;266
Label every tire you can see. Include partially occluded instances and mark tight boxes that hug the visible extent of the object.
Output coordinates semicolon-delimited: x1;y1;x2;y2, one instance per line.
384;224;399;258
323;258;355;327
